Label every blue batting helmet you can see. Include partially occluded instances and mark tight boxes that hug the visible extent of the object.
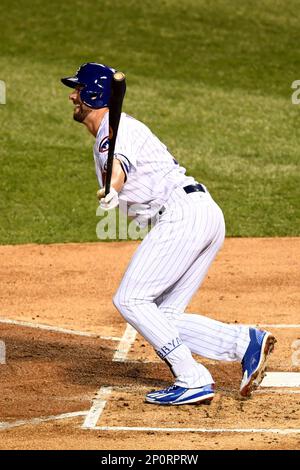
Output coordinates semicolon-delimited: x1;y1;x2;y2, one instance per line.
61;62;116;109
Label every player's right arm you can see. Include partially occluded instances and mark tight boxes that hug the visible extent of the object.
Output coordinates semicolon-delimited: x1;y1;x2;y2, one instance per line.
106;158;126;193
97;159;126;208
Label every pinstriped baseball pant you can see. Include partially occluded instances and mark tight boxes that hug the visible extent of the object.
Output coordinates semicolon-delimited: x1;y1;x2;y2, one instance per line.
113;186;250;388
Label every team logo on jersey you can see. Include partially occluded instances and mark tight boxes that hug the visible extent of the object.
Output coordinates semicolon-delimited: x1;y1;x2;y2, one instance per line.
99;136;109;153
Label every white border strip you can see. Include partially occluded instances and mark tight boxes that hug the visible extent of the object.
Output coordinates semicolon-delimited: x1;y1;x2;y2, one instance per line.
0;411;88;431
261;372;300;388
0;318;121;341
89;426;300;435
82;324;137;429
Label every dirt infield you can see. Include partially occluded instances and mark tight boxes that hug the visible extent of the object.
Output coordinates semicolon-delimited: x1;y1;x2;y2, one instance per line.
0;238;299;450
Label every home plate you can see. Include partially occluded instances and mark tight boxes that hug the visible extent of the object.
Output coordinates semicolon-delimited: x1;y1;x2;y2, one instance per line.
261;372;300;388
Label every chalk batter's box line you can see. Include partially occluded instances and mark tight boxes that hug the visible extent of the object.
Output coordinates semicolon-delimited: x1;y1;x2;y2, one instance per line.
0;411;88;431
0;317;122;341
1;411;300;435
82;324;137;429
86;426;300;435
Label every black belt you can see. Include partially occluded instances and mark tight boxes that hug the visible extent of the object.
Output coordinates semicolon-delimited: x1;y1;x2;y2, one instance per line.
183;183;205;194
158;183;206;216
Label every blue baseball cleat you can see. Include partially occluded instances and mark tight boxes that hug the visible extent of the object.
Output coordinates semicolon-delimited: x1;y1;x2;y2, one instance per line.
145;384;214;405
240;328;276;397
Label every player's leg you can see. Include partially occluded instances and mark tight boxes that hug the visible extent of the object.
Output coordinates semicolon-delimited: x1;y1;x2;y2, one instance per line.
156;193;275;395
156;225;250;363
113;190;221;398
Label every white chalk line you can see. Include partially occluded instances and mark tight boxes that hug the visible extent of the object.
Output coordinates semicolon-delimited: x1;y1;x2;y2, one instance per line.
0;411;88;431
0;385;298;433
82;323;137;429
112;323;137;362
81;387;113;429
87;426;300;435
0;318;122;342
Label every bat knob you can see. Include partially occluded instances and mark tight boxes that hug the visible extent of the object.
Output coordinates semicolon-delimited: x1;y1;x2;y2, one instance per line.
113;71;126;81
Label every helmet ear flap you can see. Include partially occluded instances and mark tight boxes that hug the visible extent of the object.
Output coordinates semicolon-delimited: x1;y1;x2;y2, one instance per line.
80;86;104;109
80;87;105;109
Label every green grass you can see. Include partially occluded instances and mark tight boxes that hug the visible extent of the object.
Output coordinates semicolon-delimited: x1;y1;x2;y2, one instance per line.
0;0;299;243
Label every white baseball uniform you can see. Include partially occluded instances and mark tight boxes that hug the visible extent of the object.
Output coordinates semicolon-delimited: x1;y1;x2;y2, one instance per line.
94;112;250;388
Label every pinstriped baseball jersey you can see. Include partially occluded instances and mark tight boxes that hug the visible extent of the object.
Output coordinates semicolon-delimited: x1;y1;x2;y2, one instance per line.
93;110;252;390
93;111;196;219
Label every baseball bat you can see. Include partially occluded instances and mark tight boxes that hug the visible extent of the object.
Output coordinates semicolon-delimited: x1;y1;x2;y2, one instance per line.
105;71;126;196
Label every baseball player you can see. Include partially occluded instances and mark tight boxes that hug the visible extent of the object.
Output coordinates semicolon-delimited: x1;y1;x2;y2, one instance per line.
61;63;276;405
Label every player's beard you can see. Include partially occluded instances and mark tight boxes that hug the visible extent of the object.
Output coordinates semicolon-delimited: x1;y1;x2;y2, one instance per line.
73;103;92;123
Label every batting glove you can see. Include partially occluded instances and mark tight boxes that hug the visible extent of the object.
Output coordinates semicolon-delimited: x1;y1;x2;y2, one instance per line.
97;187;119;210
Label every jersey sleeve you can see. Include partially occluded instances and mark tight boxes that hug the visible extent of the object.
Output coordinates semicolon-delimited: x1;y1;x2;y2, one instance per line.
93;148;104;188
113;114;139;176
94;114;147;187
